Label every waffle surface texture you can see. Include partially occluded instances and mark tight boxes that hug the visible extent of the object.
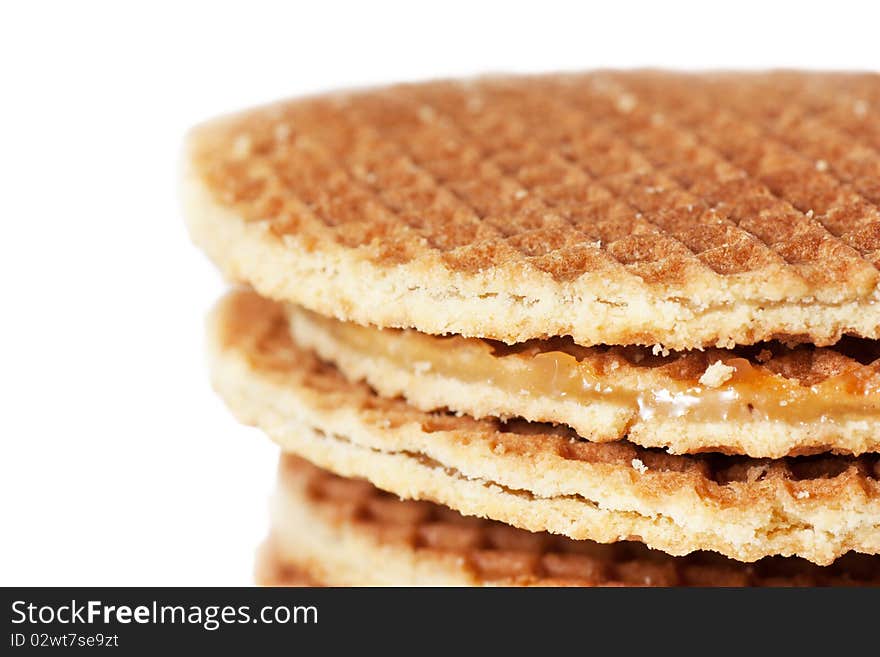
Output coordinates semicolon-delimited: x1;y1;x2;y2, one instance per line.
185;71;880;350
258;455;880;586
210;290;880;565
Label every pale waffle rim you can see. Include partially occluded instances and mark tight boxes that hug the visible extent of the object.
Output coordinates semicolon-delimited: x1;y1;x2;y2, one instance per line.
265;455;880;587
186;71;880;350
209;289;880;565
288;302;880;458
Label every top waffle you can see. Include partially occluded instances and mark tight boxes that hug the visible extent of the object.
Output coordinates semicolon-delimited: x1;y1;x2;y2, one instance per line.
185;71;880;349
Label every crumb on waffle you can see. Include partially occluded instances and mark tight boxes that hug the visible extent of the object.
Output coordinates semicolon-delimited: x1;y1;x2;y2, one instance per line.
699;360;735;388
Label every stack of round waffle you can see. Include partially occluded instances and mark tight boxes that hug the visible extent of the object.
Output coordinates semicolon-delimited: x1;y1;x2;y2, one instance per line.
184;71;880;585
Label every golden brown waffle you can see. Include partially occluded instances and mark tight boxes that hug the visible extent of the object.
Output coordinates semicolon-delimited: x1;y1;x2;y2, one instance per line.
261;455;880;586
209;290;880;565
185;71;880;350
289;303;880;458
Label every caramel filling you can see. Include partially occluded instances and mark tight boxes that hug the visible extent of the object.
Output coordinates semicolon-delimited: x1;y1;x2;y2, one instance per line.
300;310;880;426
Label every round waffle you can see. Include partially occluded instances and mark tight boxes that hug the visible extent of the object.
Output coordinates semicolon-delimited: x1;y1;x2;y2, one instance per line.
288;303;880;459
185;72;880;350
257;455;880;587
210;290;880;565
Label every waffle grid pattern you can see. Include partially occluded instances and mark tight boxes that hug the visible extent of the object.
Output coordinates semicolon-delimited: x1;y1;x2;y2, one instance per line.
194;72;880;307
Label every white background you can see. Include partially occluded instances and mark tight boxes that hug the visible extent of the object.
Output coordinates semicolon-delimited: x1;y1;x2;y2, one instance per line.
2;1;878;584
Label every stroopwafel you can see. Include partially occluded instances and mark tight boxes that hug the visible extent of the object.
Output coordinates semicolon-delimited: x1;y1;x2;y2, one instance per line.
185;72;880;351
210;290;880;565
259;455;880;586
